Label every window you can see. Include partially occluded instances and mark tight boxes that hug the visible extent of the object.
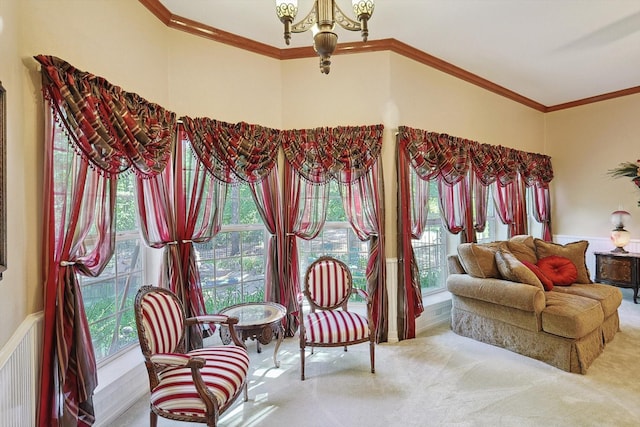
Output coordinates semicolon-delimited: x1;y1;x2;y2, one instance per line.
476;186;497;244
411;179;447;295
195;185;268;314
526;186;543;239
80;172;144;362
297;181;370;293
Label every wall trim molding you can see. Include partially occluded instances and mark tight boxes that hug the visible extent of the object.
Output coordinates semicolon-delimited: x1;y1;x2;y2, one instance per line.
138;0;640;113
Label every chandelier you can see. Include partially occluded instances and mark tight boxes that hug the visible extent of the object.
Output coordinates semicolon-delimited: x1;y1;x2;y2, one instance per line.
275;1;375;74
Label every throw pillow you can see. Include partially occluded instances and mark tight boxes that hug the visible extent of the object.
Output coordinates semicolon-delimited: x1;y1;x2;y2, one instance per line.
521;259;554;291
507;235;538;264
534;239;591;284
495;250;545;290
457;241;506;278
536;255;578;286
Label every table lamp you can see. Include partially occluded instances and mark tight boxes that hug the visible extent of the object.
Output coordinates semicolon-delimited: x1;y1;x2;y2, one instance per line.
610;209;631;253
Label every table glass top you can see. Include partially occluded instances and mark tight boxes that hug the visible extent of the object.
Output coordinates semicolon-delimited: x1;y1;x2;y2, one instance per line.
220;302;286;327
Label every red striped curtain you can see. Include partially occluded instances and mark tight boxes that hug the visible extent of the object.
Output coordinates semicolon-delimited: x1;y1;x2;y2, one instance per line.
36;55;175;427
135;129;226;348
340;160;388;343
282;165;329;336
181;117;286;326
280;125;387;341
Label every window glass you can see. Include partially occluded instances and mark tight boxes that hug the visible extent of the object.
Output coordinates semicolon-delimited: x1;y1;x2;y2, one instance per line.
297;181;369;295
410;178;447;295
527;186;543;238
195;185;267;313
80;172;143;363
476;186;497;244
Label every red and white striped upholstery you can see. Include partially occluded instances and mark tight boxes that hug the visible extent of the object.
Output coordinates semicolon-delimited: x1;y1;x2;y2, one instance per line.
306;257;351;308
135;285;249;426
304;310;369;344
140;291;185;354
299;257;375;380
151;346;249;418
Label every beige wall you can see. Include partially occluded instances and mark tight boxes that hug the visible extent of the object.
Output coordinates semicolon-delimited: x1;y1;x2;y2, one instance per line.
167;31;282;126
1;0;27;349
545;94;640;238
3;0;634;350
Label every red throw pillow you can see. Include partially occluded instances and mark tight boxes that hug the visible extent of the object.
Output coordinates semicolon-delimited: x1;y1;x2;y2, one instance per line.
522;260;554;291
536;255;578;286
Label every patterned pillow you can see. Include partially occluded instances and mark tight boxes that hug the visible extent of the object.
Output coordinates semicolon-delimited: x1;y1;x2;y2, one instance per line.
457;241;506;278
495;250;544;290
507;235;538;264
536;255;578;286
534;239;591;284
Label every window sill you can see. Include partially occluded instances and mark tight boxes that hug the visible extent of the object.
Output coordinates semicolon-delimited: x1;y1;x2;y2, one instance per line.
93;346;148;427
416;290;452;335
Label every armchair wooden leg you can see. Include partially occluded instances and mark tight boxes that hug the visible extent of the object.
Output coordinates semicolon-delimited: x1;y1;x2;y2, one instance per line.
300;346;306;380
150;410;158;427
370;341;375;373
244;382;249;402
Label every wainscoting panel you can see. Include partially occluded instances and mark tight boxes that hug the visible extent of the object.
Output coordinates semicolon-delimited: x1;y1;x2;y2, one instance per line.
0;312;43;427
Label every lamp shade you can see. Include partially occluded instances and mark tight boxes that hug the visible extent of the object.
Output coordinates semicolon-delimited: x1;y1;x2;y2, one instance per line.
353;0;375;18
611;210;631;229
276;1;298;21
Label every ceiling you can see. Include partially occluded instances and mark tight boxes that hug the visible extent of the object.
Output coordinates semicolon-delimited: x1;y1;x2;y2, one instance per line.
156;0;640;108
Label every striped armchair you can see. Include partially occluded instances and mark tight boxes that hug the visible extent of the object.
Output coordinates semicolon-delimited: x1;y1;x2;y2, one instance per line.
299;256;375;380
134;285;249;427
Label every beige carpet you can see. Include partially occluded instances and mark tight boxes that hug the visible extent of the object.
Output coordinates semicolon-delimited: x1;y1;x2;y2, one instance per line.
114;289;640;427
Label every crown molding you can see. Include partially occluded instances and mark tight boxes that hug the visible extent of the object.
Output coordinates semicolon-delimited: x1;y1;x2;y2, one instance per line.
139;0;639;113
545;86;640;112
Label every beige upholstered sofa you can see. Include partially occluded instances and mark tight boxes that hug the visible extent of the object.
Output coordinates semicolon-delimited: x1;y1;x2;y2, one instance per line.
446;236;622;374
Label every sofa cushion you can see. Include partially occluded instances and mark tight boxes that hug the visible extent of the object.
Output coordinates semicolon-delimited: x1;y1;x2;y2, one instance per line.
542;292;604;339
534;239;591;284
537;255;578;286
507;235;538;264
495;250;544;291
551;284;623;318
457;241;506;278
522;260;554;291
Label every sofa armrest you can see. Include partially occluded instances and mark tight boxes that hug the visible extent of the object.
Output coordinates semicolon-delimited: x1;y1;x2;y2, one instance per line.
446;274;546;313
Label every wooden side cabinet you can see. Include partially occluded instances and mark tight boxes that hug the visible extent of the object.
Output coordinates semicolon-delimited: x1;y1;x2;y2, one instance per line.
594;251;639;304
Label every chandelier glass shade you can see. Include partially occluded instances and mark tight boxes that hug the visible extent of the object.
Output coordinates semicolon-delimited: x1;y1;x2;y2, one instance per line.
275;0;375;74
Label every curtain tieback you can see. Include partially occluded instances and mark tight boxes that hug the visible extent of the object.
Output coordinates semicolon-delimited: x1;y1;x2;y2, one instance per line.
167;241;179;245
60;260;76;267
181;239;193;243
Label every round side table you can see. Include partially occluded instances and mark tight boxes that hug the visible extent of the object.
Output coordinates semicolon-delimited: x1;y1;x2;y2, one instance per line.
219;302;287;368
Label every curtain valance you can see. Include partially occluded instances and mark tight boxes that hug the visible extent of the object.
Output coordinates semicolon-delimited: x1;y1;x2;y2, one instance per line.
398;127;471;184
181;116;280;184
398;125;554;187
35;55;175;178
280;124;384;184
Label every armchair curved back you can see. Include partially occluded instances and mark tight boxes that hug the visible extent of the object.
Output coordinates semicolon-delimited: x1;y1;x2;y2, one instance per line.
304;256;353;310
136;286;186;358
